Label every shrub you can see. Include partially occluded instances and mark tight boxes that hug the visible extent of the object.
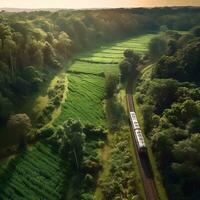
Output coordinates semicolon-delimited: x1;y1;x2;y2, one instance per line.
36;125;56;140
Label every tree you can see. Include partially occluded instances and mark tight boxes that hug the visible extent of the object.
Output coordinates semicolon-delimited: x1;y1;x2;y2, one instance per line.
124;49;140;66
54;31;72;58
7;113;32;148
149;37;167;60
191;26;200;37
178;33;194;48
141;104;154;134
152;56;181;79
167;39;178;56
160;25;168;32
178;40;200;83
119;49;140;81
119;60;131;81
172;134;200;198
51;119;86;170
43;42;61;69
147;79;179;114
0;24;11;50
105;75;118;98
0;93;13;122
152;127;175;166
187;118;200;134
26;40;44;67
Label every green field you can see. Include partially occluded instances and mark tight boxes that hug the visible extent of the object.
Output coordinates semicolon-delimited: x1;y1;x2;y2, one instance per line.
69;61;119;75
75;34;156;65
73;34;156;68
0;143;67;200
54;74;106;126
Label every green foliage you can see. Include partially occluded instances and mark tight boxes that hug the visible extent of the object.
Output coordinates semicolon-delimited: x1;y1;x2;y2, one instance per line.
119;59;132;80
83;124;107;140
191;26;200;37
36;73;67;127
149;36;167;60
105;75;118;98
36;125;56;140
50;119;85;169
49;119;106;199
119;49;140;81
153;39;200;83
0;93;13;121
99;128;137;200
7;113;32;139
136;31;200;200
0;24;11;49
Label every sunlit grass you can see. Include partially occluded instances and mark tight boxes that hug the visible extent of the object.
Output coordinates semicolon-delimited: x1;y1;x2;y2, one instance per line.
69;61;119;75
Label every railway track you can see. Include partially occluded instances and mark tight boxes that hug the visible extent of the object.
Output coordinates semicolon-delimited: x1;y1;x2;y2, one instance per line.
126;79;160;200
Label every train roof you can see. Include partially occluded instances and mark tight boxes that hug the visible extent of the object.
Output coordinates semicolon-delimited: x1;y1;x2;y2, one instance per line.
130;112;137;121
135;129;146;148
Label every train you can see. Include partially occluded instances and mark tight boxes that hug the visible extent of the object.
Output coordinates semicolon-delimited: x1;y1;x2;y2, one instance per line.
130;111;147;154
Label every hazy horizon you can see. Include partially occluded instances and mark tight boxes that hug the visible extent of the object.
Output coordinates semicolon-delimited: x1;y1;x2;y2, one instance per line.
0;0;200;9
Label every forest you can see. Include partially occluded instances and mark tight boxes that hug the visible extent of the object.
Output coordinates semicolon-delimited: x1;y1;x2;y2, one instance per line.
0;6;200;200
135;27;200;200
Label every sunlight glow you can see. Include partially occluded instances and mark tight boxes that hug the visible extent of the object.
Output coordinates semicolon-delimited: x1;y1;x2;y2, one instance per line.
0;0;199;9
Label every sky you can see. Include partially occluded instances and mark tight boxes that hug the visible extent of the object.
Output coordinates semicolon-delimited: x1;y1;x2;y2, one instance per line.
0;0;199;9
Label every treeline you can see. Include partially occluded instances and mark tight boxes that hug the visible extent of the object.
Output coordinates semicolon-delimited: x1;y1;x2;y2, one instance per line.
135;28;200;200
129;7;200;31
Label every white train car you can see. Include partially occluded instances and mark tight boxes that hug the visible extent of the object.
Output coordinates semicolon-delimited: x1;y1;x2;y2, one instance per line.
130;111;146;153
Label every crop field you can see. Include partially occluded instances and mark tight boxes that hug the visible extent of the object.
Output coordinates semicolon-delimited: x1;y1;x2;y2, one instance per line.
69;61;119;75
54;74;106;126
0;142;67;200
76;57;119;64
70;34;157;75
75;34;156;65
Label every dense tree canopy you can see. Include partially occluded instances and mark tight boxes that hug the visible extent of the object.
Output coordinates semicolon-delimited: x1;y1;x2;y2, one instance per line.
119;49;140;81
136;29;200;200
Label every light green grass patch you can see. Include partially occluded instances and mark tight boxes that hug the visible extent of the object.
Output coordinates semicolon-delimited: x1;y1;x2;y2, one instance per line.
69;61;119;75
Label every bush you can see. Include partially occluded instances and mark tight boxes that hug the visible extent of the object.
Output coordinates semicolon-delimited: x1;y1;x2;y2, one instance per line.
52;96;61;107
149;36;167;60
81;159;102;174
84;174;95;187
36;125;55;140
84;124;107;140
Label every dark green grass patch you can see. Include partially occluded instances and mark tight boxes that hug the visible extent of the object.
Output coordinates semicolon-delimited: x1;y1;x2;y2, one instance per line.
0;142;67;200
